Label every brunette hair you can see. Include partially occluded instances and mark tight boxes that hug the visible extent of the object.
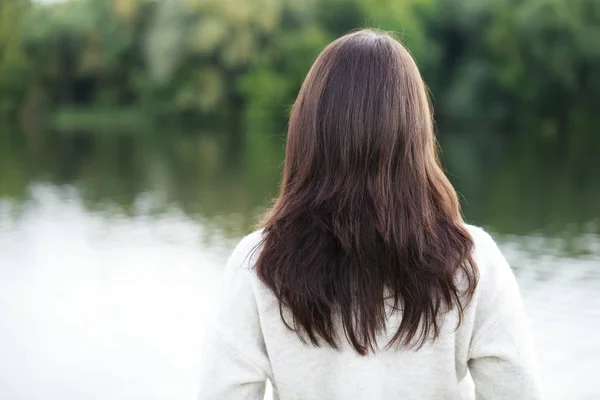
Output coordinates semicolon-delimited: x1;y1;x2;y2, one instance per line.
255;29;477;355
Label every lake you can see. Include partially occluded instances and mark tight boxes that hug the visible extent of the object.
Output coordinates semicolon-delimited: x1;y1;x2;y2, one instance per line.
0;127;598;399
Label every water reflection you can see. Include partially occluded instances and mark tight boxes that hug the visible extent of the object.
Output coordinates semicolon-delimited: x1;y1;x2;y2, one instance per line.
0;128;599;399
0;129;283;237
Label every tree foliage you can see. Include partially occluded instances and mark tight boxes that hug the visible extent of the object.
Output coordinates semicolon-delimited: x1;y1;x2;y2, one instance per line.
0;0;598;135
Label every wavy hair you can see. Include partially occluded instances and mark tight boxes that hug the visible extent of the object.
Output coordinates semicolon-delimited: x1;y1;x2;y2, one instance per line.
255;30;478;355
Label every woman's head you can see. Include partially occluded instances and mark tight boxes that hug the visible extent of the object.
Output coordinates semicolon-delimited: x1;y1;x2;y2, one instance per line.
257;29;477;355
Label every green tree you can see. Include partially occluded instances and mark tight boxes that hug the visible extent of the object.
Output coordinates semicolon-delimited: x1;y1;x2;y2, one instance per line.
1;0;599;137
0;0;32;123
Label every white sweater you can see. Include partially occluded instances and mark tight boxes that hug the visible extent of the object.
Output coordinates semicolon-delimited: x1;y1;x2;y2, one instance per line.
198;225;542;400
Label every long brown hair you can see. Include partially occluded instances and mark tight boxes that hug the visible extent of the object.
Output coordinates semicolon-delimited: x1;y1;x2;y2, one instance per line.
255;30;478;355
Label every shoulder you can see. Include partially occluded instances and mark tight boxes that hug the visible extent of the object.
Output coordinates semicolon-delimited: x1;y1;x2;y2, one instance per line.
465;224;498;255
464;224;520;301
227;229;265;271
217;230;266;308
465;224;508;271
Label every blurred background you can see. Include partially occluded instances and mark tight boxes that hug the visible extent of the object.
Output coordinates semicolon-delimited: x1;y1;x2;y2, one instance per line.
0;0;599;398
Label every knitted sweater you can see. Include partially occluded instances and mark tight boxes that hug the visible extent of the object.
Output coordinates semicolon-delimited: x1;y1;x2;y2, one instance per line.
199;225;542;400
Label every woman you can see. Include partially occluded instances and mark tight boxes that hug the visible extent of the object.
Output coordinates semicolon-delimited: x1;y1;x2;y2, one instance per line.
199;30;541;400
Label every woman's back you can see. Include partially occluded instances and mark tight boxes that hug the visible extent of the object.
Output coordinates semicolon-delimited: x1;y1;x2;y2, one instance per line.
198;29;541;399
199;225;541;399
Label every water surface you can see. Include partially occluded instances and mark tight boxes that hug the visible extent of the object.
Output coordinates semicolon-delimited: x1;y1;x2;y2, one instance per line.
0;129;598;399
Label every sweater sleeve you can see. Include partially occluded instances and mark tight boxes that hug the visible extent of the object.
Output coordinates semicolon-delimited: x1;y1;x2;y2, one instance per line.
198;232;271;400
467;228;543;400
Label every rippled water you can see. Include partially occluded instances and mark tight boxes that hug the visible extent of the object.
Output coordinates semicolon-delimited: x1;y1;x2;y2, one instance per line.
0;130;599;399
